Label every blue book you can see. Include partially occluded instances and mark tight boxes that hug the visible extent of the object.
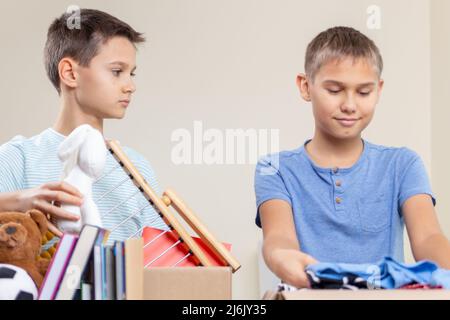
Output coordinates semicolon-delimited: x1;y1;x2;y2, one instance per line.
114;241;126;300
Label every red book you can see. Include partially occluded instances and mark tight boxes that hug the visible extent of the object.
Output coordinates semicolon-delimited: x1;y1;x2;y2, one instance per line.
142;227;232;268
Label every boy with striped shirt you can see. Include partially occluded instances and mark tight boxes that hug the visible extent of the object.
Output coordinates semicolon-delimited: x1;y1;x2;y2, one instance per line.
0;9;166;245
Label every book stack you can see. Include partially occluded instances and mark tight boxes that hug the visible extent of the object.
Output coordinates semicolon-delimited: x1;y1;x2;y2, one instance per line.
38;225;143;300
38;225;232;300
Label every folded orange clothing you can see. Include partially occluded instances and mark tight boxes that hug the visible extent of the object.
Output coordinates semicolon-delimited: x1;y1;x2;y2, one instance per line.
142;226;231;267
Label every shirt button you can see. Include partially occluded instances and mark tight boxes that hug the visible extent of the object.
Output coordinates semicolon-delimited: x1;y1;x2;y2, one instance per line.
335;180;342;187
332;167;339;174
335;197;342;204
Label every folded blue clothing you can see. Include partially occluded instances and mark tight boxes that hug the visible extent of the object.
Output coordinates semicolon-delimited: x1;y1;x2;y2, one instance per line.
305;257;450;289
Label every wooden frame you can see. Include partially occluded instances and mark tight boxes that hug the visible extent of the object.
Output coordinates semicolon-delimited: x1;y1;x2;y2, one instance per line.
107;140;241;273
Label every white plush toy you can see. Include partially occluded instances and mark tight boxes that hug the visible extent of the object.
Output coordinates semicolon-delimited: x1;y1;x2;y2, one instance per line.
57;124;107;234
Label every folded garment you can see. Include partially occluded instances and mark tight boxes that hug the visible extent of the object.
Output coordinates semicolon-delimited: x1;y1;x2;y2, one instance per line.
277;282;302;292
306;269;369;290
305;257;450;289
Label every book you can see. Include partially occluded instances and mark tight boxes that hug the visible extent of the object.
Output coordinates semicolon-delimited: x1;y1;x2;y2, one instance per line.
105;245;116;300
101;244;107;299
93;243;103;300
142;226;232;268
93;228;108;300
55;225;108;300
79;251;96;300
114;241;125;300
81;283;92;300
38;233;78;300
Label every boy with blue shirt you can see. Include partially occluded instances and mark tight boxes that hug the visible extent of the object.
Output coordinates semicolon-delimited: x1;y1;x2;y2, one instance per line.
255;26;450;288
0;9;166;244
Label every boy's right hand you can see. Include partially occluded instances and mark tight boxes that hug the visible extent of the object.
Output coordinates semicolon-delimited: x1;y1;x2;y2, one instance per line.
271;249;318;289
15;182;83;237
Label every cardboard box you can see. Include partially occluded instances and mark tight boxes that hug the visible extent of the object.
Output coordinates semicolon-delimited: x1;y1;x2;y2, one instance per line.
263;289;450;300
123;238;233;300
125;238;144;300
143;267;232;300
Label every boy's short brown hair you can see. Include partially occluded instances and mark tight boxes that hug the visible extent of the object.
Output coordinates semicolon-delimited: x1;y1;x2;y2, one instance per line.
305;26;383;81
44;8;145;94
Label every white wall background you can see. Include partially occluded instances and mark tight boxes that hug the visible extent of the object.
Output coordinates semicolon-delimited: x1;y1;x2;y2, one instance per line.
0;0;447;299
431;0;450;256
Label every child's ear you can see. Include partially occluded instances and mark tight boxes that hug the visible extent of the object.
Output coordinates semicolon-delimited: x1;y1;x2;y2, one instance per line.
58;57;79;91
376;78;384;103
296;74;311;102
378;78;384;92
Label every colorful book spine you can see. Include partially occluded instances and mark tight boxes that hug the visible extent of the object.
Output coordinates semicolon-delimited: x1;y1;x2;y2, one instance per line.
38;233;79;300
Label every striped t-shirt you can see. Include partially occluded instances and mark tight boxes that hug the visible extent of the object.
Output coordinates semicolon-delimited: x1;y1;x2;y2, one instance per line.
0;128;167;247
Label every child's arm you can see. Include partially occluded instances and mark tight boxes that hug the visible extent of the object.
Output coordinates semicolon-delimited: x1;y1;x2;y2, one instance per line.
403;194;450;269
0;182;83;237
260;199;318;288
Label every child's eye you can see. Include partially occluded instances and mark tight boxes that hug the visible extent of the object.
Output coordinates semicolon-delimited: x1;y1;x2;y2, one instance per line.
327;89;341;94
359;91;371;96
112;69;122;76
130;72;136;77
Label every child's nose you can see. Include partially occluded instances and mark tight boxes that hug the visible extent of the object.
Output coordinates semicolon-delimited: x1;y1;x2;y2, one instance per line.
122;80;136;94
341;96;357;113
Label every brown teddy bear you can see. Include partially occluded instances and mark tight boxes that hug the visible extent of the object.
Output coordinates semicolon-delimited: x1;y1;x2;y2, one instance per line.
0;209;51;288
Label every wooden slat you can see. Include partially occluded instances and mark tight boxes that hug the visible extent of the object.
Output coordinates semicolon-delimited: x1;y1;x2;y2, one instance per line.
106;140;212;267
163;188;241;273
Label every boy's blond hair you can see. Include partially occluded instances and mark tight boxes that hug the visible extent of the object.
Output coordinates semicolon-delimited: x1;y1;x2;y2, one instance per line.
305;26;383;81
